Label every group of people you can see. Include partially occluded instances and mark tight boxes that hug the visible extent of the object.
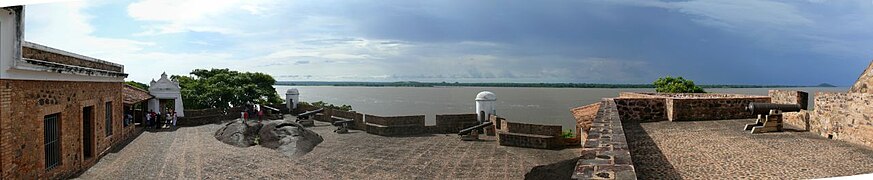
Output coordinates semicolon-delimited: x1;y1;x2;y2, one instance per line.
241;103;266;124
145;109;177;129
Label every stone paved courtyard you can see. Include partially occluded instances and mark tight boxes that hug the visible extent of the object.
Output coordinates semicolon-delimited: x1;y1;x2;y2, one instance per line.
75;120;580;179
626;119;873;180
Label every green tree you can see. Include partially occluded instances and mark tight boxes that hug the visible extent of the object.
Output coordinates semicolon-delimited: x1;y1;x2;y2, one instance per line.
125;81;149;90
653;76;706;93
171;69;283;109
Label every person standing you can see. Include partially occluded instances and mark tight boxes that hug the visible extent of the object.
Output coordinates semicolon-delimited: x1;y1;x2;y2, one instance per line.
256;104;264;123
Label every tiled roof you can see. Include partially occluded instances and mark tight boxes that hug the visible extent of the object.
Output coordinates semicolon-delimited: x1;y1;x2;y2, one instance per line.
123;84;153;104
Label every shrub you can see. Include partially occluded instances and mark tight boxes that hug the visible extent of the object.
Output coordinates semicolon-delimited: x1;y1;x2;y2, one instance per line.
653;76;705;93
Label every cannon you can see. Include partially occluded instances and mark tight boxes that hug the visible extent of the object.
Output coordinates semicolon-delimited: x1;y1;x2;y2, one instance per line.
746;103;801;115
331;116;355;134
458;122;494;141
743;103;801;134
296;108;324;120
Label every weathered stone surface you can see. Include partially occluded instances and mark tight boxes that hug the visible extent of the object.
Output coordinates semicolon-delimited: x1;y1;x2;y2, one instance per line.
810;92;873;149
769;90;809;109
783;111;810;131
571;102;601;139
850;60;873;94
574;99;637;180
613;98;667;122
258;121;323;157
213;120;263;147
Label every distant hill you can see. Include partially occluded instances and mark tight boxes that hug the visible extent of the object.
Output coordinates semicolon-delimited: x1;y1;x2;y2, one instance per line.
816;83;837;87
275;81;821;89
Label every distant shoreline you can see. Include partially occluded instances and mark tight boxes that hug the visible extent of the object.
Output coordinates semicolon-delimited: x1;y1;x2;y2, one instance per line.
275;81;840;89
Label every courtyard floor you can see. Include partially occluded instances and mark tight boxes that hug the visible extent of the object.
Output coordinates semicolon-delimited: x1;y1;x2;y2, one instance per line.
626;119;873;180
75;119;580;179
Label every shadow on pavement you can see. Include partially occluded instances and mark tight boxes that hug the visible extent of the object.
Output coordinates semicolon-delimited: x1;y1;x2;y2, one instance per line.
622;121;683;180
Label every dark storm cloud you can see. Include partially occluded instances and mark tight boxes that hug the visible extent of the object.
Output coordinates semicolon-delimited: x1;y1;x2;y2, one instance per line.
261;0;873;85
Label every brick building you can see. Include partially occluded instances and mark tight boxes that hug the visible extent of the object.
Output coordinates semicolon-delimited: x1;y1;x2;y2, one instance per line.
0;6;134;179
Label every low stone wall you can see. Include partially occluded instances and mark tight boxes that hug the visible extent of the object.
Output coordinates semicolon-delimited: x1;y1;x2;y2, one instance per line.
783;111;810;131
614;98;667;122
434;114;479;133
810;92;873;149
364;114;427;136
769;90;809;109
618;92;770;121
667;97;769;121
571;102;601;140
574;99;636;179
495;119;564;149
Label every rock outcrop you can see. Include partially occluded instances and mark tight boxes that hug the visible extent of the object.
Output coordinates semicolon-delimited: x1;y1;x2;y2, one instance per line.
214;119;323;157
214;120;263;147
259;121;324;157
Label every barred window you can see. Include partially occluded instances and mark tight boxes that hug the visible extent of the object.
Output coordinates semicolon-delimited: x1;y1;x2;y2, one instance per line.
105;102;113;137
44;113;61;170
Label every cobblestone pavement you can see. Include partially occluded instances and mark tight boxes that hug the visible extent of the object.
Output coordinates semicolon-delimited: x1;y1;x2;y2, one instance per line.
626;119;873;180
75;120;580;179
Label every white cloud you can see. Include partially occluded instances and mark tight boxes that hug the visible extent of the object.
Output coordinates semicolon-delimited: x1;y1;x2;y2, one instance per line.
25;1;245;83
127;0;279;35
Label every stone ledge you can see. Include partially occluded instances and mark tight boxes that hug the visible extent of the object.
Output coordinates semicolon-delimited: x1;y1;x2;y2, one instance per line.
574;99;637;180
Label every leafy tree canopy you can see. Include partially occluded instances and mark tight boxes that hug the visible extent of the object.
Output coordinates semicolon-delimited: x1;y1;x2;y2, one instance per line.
171;69;283;109
653;76;706;93
125;81;149;90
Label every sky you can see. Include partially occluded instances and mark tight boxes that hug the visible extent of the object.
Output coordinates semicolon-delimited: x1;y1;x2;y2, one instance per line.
19;0;873;86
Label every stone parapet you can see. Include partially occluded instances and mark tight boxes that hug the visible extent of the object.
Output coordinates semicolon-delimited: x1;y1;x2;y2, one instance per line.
769;90;809;109
574;99;636;180
783;111;810;131
434;114;478;133
850;60;873;94
667;97;769;121
613;98;667;122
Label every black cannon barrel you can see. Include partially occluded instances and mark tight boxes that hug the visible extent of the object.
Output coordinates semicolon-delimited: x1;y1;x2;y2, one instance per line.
296;108;324;120
458;121;493;135
331;116;355;126
746;103;801;115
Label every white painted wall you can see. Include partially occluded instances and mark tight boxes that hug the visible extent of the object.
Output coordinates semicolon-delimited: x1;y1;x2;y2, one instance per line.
475;91;497;123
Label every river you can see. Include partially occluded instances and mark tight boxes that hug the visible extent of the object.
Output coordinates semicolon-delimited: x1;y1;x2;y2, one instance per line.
274;86;847;132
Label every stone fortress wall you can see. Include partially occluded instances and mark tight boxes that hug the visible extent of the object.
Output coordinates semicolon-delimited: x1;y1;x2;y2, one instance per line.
616;92;769;121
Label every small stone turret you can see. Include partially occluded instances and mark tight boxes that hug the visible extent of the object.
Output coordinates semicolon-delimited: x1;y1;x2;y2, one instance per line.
475;91;497;123
286;88;300;110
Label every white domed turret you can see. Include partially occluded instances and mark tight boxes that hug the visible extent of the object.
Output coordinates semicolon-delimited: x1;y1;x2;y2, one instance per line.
286;88;300;110
475;91;497;123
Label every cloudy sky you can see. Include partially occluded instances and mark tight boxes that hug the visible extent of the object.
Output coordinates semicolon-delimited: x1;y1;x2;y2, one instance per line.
19;0;873;85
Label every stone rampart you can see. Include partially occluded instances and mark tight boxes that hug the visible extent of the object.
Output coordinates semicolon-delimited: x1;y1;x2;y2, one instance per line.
364;114;427;136
667;97;769;121
613;98;667;122
574;99;636;179
810;92;873;149
769;90;809;109
434;114;479;133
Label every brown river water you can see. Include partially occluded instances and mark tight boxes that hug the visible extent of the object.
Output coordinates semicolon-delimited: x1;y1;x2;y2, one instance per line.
275;86;847;132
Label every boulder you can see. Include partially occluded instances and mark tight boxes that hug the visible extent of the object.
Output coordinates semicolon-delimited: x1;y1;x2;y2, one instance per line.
258;121;324;157
214;120;263;147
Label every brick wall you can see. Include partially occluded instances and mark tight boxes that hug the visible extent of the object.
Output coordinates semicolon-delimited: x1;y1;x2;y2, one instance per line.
768;90;809;109
0;79;125;179
502;121;562;137
810;92;873;149
667;97;769;121
364;114;426;136
434;114;478;133
849;60;873;94
613;98;667;122
571;102;601;139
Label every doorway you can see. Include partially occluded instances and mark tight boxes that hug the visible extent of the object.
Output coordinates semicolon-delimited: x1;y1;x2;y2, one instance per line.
82;106;94;159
